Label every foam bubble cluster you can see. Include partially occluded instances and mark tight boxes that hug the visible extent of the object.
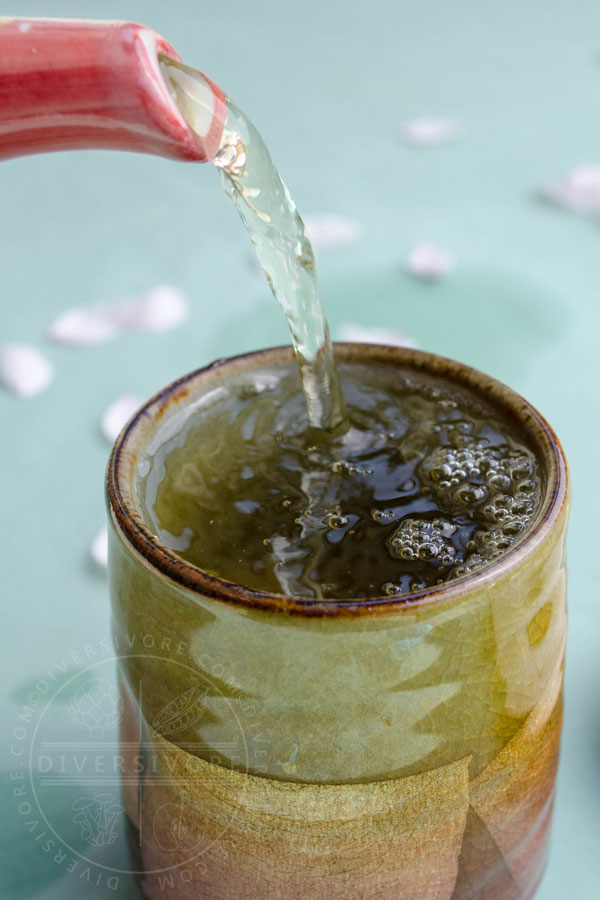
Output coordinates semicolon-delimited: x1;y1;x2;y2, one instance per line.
388;517;458;566
420;436;535;515
415;434;538;579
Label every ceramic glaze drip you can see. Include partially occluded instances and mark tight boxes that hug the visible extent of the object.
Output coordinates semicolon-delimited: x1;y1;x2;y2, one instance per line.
159;56;347;431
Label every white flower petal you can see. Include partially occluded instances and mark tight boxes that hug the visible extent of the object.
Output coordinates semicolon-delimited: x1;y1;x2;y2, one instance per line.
302;214;362;251
47;306;119;345
539;165;600;213
100;394;142;443
47;284;188;346
338;324;418;349
90;526;108;568
0;343;53;397
405;243;454;280
400;118;460;147
114;285;188;332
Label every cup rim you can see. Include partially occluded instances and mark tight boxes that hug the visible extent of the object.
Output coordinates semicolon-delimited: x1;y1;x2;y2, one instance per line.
107;343;568;618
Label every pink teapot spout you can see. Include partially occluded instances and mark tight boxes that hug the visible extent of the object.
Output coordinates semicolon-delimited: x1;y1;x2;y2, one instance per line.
0;17;226;162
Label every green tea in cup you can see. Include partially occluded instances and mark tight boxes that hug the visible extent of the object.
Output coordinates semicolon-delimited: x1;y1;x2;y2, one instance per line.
141;354;542;601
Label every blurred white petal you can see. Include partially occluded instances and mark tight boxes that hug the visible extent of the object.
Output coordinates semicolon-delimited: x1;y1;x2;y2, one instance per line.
338;324;418;348
400;118;460;147
47;307;118;345
302;214;362;250
405;243;454;279
90;526;108;568
539;165;600;212
47;284;188;345
114;284;188;332
0;343;53;397
100;394;141;443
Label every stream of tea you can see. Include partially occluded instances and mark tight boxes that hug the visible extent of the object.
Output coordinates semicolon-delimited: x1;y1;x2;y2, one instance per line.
159;56;347;432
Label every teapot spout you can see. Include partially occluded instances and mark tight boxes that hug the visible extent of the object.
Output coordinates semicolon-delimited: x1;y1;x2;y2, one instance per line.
0;18;226;162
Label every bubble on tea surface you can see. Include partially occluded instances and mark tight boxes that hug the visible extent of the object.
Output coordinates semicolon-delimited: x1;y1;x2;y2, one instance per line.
414;427;540;577
332;459;374;477
327;513;349;529
419;437;535;515
388;517;460;567
372;508;399;524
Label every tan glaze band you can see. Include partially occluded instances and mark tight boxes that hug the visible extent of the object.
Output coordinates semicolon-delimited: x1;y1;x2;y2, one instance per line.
107;343;568;618
120;658;562;900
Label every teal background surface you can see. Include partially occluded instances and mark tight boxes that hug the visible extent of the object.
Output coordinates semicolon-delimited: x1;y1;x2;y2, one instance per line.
0;1;598;896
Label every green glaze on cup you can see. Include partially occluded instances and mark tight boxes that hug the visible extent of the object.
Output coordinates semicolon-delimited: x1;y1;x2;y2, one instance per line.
107;344;568;900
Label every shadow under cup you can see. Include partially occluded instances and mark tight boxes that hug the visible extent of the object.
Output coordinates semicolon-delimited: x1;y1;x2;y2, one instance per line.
106;344;568;900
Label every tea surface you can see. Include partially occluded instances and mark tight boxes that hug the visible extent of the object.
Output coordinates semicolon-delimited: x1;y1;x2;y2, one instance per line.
140;362;542;599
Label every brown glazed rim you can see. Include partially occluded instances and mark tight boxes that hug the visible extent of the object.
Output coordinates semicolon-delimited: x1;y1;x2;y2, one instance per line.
107;344;568;618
